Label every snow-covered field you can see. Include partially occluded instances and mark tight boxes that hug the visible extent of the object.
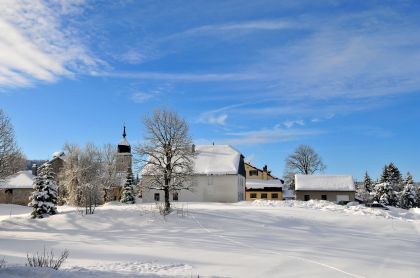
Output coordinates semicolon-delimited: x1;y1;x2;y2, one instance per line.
1;201;419;277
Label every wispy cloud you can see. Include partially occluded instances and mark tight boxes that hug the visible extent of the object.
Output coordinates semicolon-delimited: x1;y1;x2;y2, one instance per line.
257;10;420;100
0;0;99;88
223;124;323;145
119;50;147;65
170;19;295;38
104;71;263;82
131;91;155;103
283;120;304;128
197;113;228;126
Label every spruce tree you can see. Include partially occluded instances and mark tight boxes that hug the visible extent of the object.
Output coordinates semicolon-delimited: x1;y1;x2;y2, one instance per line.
120;168;135;204
372;182;397;206
363;171;373;193
416;187;420;208
380;163;403;191
29;163;58;218
399;183;417;209
405;172;414;186
43;163;58;215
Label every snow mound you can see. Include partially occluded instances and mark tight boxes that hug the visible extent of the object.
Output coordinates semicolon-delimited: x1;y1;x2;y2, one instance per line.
251;199;420;221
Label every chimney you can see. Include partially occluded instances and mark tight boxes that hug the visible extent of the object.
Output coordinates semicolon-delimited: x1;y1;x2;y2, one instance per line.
263;165;268;172
32;164;38;176
192;144;196;153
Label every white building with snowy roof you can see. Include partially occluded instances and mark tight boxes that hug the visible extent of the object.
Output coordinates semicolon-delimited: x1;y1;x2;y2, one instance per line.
295;174;356;203
140;144;246;203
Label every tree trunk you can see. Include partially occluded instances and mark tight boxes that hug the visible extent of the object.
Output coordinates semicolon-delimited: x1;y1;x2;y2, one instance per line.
164;186;170;213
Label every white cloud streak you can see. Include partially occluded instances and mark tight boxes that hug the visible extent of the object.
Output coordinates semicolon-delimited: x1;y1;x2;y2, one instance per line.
283;120;304;128
223;125;322;145
131;91;155;103
105;71;263;82
172;19;294;37
0;0;99;88
197;113;228;126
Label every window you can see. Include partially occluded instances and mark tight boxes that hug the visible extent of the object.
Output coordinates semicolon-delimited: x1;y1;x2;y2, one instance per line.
261;193;268;199
271;193;279;199
249;170;258;176
173;192;178;201
321;195;327;200
154;193;160;201
304;195;310;201
250;193;257;198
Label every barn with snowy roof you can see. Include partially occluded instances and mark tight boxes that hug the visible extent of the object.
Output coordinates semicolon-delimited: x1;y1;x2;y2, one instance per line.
0;170;35;205
140;144;246;203
295;174;356;203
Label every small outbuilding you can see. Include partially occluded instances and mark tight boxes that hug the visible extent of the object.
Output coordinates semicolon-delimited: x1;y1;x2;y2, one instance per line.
295;174;355;203
0;170;34;205
246;179;283;201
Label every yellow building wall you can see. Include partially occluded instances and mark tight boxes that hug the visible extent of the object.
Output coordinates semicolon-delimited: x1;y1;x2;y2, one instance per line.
245;164;276;180
245;191;283;201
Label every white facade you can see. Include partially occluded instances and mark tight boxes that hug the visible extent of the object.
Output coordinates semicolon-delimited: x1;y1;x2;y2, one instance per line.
141;174;245;203
141;145;246;203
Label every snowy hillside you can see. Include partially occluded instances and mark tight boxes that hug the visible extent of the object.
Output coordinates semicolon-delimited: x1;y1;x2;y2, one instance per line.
1;201;419;277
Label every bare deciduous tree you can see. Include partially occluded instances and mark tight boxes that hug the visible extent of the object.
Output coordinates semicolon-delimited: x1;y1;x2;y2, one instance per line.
100;143;119;202
0;109;25;181
284;145;326;190
60;143;104;214
136;109;196;214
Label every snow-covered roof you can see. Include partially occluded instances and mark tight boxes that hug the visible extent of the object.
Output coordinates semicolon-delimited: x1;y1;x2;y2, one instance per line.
119;138;130;146
141;144;242;176
194;145;241;175
295;175;355;191
246;179;283;189
52;151;65;159
0;171;34;189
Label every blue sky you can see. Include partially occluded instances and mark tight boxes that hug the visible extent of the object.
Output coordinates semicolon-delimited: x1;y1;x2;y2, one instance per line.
0;0;419;181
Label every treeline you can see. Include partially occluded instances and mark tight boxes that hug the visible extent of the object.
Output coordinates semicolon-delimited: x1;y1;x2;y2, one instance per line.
30;143;137;218
358;163;418;209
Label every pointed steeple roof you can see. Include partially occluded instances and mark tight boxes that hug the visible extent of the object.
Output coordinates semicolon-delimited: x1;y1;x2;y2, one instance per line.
118;126;131;153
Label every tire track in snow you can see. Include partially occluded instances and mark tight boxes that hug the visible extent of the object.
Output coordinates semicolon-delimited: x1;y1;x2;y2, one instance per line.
190;211;365;278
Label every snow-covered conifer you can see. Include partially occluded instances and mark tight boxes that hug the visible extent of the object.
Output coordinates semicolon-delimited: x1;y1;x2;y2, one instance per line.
405;172;414;186
399;183;417;209
29;163;58;218
372;182;397;206
363;171;373;192
416;187;420;208
380;163;403;191
120;168;135;204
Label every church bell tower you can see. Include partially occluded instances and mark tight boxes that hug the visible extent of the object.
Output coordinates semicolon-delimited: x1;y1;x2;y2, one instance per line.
116;126;132;174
